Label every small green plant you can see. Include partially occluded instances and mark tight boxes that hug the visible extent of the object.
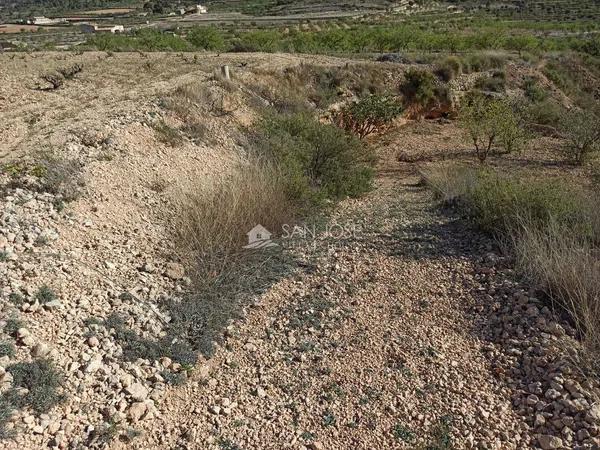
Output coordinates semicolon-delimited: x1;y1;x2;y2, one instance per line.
0;342;16;358
523;77;548;102
152;121;183;147
36;285;57;304
3;317;24;338
322;410;336;426
425;416;453;450
0;251;8;262
393;424;415;443
217;438;242;450
334;95;403;139
7;359;65;414
8;292;24;306
160;370;186;386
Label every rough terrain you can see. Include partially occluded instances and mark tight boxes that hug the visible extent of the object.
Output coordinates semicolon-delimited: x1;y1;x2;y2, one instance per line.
0;52;599;450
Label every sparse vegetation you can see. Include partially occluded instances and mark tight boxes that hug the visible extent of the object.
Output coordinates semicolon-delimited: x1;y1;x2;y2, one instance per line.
474;70;506;93
523;76;548;102
35;153;84;202
152;121;184;147
422;164;600;369
3;317;24;338
35;285;57;304
0;342;15;358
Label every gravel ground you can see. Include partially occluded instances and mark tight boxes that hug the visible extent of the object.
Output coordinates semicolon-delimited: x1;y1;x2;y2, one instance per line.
1;53;599;450
128;162;600;450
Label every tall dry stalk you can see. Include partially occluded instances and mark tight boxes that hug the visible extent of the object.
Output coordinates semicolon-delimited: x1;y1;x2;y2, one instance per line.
174;153;292;280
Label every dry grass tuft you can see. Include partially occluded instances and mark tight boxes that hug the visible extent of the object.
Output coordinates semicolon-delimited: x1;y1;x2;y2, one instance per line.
514;220;600;368
174;154;291;278
421;163;600;369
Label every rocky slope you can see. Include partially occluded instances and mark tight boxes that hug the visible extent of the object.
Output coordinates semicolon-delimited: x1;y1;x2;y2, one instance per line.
0;52;599;449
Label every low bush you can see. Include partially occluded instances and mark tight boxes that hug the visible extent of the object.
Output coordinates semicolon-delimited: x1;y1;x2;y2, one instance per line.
333;94;403;139
57;63;83;80
399;69;437;107
461;52;507;73
523;76;548;102
6;359;65;414
435;56;462;81
36;153;84;202
0;342;15;358
35;285;57;304
152;121;184;147
474;70;506;92
526;98;565;128
39;73;63;90
257;113;376;207
399;69;449;116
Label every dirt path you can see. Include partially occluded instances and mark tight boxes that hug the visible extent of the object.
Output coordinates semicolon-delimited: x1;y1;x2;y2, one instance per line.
128;159;536;449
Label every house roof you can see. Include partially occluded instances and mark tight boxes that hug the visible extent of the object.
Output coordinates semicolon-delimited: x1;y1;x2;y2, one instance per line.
247;224;271;237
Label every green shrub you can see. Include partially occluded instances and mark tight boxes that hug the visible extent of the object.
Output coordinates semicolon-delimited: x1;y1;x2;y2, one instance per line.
333;95;403;139
7;359;65;414
422;165;594;236
3;317;24;338
523;76;548;102
475;70;506;92
559;109;600;165
399;69;448;112
186;27;225;51
35;285;57;304
258;113;376;206
0;342;15;358
435;56;462;81
526;98;565;128
462;52;507;73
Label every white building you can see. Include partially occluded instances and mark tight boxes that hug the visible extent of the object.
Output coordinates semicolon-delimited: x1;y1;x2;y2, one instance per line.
80;23;125;34
196;4;208;14
30;16;67;25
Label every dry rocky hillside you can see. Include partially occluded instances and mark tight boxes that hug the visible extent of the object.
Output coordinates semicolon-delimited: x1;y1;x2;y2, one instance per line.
0;52;599;450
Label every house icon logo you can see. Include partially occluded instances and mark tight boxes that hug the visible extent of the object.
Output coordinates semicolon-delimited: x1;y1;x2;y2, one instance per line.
244;224;278;249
